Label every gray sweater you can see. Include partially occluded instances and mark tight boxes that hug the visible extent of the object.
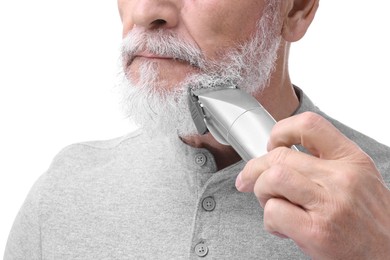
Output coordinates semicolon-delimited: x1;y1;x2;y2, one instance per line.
4;88;390;259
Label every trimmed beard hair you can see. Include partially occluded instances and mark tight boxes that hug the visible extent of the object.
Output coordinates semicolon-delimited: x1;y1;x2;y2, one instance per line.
118;0;282;138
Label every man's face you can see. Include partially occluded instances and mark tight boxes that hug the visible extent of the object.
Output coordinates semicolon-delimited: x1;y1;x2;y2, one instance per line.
117;0;281;137
118;0;270;89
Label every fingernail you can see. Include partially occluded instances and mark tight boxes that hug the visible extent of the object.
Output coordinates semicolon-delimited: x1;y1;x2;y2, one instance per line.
272;232;289;239
235;171;243;191
266;140;272;152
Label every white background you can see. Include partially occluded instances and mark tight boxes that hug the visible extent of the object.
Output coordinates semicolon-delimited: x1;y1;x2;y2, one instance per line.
1;0;389;254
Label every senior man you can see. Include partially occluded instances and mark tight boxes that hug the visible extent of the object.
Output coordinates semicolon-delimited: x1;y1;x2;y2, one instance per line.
5;0;390;259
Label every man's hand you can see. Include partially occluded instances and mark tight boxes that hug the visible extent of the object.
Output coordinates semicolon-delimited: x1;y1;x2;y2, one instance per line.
235;112;390;259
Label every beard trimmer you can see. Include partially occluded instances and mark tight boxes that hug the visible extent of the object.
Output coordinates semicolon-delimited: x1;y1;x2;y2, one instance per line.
188;86;298;161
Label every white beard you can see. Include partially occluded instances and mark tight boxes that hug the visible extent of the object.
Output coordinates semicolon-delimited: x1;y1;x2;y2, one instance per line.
118;2;281;138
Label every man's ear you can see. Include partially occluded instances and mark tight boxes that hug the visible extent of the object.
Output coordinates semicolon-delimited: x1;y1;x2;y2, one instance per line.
281;0;319;42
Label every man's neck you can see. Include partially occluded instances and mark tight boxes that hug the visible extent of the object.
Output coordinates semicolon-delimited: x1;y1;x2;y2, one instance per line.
181;133;242;170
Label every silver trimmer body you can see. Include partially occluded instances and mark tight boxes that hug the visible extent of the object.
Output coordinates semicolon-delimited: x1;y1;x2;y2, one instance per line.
189;87;296;162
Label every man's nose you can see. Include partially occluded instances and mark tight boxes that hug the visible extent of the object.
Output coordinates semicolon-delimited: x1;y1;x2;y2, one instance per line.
131;0;179;30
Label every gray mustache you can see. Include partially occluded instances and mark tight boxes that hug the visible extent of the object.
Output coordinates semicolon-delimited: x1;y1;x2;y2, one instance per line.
121;29;205;68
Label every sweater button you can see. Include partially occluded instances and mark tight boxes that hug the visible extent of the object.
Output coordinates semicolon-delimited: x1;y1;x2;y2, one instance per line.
194;242;209;257
194;153;207;166
202;196;216;211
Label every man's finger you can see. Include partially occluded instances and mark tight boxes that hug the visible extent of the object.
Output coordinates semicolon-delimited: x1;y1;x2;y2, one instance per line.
268;112;359;159
263;198;312;249
254;165;324;210
236;147;327;193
